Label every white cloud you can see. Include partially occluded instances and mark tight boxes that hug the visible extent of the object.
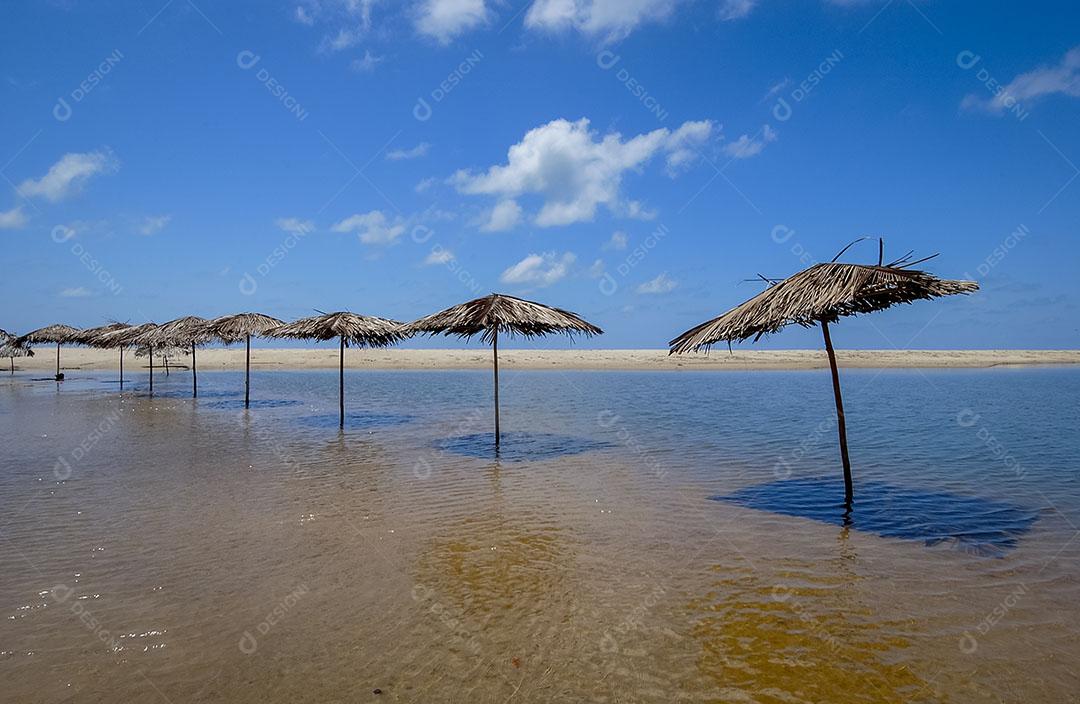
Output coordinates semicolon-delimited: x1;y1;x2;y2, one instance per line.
664;119;713;175
481;199;522;232
415;0;489;43
762;77;791;101
962;46;1080;114
415;176;437;193
386;142;430;160
0;206;27;229
350;49;385;73
18;149;117;201
275;217;315;235
59;286;91;298
424;247;455;265
636;271;676;294
138;214;171;236
500;251;576;287
331;210;406;244
588;258;605;277
722;124;777;159
294;5;315;25
525;0;679;41
603;230;628;250
452;117;712;227
718;0;755;20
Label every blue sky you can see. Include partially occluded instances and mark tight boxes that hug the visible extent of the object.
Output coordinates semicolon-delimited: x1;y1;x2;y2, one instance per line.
1;0;1077;349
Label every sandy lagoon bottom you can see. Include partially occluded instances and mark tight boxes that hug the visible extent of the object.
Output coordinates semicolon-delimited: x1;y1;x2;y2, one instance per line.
1;367;1078;702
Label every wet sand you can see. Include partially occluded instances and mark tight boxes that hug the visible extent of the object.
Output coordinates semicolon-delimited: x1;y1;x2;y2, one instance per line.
14;347;1080;372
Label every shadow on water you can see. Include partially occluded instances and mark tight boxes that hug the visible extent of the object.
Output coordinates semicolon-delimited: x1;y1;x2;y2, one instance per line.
714;477;1038;556
296;411;415;429
203;399;303;410
436;431;614;462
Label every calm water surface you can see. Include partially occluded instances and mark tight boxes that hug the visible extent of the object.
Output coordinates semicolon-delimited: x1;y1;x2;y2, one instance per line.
1;366;1078;702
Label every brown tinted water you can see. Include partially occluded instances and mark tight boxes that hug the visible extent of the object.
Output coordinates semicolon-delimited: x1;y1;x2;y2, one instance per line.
1;368;1078;702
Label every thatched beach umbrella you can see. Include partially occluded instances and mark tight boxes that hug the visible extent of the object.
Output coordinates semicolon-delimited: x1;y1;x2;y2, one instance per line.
0;329;33;374
152;316;211;398
403;294;602;449
669;246;978;506
75;322;131;386
205;313;284;408
266;311;407;429
98;322;160;393
16;324;80;380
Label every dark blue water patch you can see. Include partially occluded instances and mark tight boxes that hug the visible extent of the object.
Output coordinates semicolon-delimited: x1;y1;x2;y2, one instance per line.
714;477;1039;557
151;389;241;399
436;431;615;462
297;411;415;429
203;398;303;410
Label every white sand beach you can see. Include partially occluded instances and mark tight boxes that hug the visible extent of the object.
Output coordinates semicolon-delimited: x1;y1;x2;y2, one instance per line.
13;347;1080;372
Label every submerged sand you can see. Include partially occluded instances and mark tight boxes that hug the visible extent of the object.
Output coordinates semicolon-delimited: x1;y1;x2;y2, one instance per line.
13;348;1080;372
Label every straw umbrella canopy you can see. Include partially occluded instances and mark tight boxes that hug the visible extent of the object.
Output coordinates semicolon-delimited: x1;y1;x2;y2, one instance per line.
16;324;80;380
74;322;131;386
97;322;160;393
205;313;284;408
669;247;978;507
266;311;408;429
151;316;212;398
0;329;33;375
403;294;602;449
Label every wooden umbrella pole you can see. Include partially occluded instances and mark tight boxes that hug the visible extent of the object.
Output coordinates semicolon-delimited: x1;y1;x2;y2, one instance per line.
493;327;500;449
821;320;853;506
149;345;154;395
192;342;198;398
339;335;345;429
56;341;61;379
119;346;124;387
245;334;251;409
9;356;13;374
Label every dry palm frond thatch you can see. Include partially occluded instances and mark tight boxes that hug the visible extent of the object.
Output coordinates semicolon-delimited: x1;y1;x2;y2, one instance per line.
205;312;284;407
0;329;33;374
404;293;603;449
668;245;978;508
403;293;602;344
16;324;80;345
16;324;81;380
669;262;978;353
74;322;132;348
267;311;408;428
205;312;284;343
267;311;405;347
150;316;212;397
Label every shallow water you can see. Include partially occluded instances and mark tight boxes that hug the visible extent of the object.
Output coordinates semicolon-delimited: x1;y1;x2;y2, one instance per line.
1;366;1078;702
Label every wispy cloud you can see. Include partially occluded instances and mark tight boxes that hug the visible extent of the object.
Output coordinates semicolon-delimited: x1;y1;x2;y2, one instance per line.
481;199;522;232
424;247;455;265
415;0;489;44
637;271;677;294
722;124;777;159
18;149;117;201
962;46;1080;114
500;251;576;287
137;214;171;236
59;286;92;298
350;49;385;73
603;231;628;251
525;0;679;42
0;205;27;229
275;217;315;235
718;0;756;21
386;142;430;161
331;210;406;244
